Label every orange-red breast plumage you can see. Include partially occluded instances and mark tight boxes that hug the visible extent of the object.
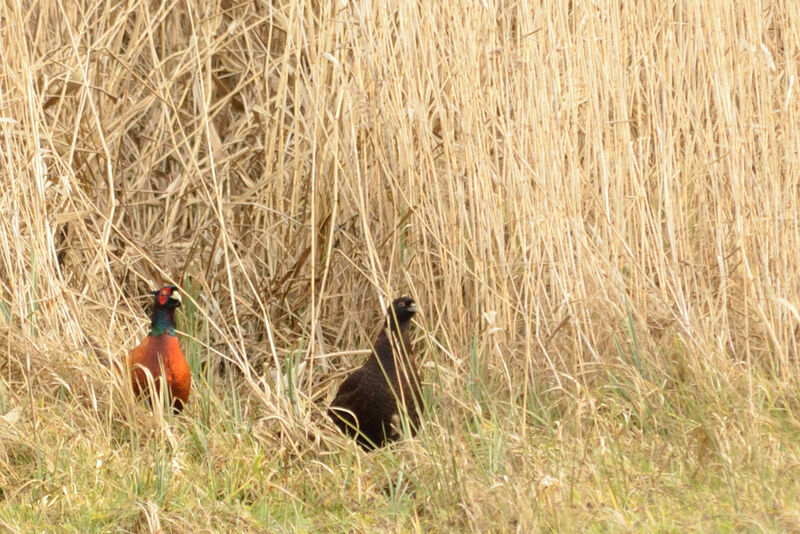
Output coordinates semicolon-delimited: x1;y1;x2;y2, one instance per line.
127;285;191;412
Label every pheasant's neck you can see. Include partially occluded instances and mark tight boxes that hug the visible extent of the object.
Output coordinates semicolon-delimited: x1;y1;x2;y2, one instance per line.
150;307;176;337
383;321;412;361
387;318;409;335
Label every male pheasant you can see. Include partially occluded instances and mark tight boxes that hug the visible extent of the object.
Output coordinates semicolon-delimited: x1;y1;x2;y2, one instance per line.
128;285;191;412
328;296;424;450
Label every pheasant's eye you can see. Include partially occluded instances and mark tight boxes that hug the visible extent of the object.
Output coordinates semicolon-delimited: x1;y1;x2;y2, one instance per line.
161;289;169;296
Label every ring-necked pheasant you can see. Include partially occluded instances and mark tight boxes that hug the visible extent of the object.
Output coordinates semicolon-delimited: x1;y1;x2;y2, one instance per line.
328;296;424;450
127;285;191;412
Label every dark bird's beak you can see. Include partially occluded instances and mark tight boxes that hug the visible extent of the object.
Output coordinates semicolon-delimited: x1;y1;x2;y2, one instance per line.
407;302;419;313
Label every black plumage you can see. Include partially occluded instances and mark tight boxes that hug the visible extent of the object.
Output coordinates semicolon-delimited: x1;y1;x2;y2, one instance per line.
328;297;423;450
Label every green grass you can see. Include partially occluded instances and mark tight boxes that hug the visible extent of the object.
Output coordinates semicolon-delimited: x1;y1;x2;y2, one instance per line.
3;349;800;531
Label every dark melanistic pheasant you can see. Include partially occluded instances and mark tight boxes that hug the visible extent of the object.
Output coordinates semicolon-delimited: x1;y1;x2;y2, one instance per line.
328;297;424;450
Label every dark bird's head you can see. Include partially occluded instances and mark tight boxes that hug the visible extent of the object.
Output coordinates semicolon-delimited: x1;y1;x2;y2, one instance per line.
387;296;418;328
149;285;181;336
152;285;182;310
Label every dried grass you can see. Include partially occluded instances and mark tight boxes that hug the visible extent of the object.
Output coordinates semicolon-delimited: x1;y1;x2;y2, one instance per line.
2;0;800;530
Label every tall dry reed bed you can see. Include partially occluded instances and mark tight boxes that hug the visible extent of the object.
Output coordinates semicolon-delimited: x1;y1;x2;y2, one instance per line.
1;0;800;530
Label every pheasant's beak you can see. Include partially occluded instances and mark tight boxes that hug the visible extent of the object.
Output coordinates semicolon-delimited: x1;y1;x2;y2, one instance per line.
407;302;419;313
171;292;182;305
